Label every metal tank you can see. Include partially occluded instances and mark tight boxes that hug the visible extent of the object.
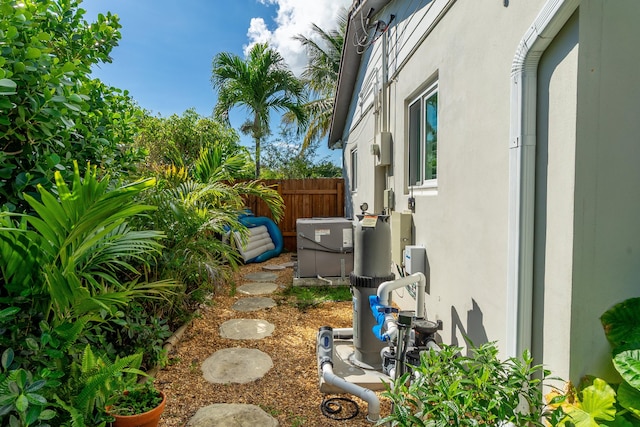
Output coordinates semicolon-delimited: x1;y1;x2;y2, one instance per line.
350;214;394;368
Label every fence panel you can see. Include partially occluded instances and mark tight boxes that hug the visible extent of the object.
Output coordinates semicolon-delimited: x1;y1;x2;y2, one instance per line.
243;178;346;253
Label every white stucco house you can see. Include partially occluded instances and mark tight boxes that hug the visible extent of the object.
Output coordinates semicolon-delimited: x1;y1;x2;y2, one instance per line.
328;0;640;383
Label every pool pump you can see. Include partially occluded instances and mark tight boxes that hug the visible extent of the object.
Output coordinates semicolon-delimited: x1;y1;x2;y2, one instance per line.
316;213;441;422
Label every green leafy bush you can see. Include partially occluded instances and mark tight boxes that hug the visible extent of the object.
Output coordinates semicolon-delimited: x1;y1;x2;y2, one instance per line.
106;382;162;417
0;349;57;427
553;297;640;426
379;341;559;426
0;163;176;425
0;0;145;212
107;303;172;371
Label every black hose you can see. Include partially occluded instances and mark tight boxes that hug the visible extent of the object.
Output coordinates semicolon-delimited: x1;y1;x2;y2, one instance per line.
320;396;360;420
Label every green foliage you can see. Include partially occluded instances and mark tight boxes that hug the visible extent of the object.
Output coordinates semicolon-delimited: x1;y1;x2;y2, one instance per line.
379;341;559;426
261;126;341;178
0;164;176;425
0;162;175;326
601;298;640;351
0;350;56;427
279;285;351;311
212;42;307;177
135;157;284;325
106;382;162;416
106;303;172;371
135;109;250;176
554;298;640;426
556;378;617;426
0;0;146;212
193;144;253;183
289;8;347;153
59;345;144;426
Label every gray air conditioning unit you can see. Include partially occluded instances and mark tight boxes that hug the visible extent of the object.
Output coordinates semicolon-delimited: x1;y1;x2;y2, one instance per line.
296;218;354;278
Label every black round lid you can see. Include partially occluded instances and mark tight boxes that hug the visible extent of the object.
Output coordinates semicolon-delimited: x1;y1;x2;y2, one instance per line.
414;319;439;334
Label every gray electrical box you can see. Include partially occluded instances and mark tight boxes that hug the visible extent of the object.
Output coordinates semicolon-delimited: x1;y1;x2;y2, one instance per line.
296;218;354;278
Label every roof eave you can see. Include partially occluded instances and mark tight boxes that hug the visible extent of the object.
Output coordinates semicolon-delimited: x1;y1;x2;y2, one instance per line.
328;0;392;149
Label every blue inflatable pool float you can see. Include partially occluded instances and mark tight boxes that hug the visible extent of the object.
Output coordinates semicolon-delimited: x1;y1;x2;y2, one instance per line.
235;213;283;263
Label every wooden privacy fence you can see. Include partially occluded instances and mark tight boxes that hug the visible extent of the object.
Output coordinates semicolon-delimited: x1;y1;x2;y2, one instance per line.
242;178;346;253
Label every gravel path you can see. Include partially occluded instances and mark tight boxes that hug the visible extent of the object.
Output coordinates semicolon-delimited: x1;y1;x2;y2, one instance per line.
155;253;391;426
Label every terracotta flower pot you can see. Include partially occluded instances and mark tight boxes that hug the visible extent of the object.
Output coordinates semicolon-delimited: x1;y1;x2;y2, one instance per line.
109;391;166;427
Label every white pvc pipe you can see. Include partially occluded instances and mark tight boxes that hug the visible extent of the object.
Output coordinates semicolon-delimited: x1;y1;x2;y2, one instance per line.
321;363;381;422
382;312;398;341
377;272;426;318
375;272;426;342
506;0;580;358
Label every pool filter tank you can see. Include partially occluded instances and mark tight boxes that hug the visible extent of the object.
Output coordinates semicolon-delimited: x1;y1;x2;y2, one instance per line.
350;214;395;368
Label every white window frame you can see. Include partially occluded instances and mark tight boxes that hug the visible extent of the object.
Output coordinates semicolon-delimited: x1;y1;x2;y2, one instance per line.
350;147;358;192
407;82;438;189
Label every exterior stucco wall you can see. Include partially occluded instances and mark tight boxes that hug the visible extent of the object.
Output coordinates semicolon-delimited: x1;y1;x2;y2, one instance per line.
343;0;548;353
571;0;640;381
338;0;640;383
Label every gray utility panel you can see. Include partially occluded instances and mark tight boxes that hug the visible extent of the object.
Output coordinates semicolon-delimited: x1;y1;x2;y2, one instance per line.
296;218;354;278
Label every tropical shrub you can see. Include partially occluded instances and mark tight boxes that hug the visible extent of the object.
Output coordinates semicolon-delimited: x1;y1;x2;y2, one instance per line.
0;0;145;212
0;346;57;427
261;125;341;179
552;297;640;426
0;163;176;425
134;109;252;177
106;303;172;371
379;341;560;426
0;162;175;326
135;147;285;326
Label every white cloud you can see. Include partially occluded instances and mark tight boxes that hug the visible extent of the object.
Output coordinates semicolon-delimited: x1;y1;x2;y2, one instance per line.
245;0;351;76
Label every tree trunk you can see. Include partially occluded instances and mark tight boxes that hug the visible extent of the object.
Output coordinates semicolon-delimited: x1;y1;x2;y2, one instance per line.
255;137;261;178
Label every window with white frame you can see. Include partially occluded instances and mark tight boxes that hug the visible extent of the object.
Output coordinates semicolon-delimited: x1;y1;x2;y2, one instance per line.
408;82;438;187
350;148;358;191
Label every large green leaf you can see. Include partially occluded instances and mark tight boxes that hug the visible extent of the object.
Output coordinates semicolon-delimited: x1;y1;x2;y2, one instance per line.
614;350;640;390
601;298;640;350
617;381;640;419
561;379;616;426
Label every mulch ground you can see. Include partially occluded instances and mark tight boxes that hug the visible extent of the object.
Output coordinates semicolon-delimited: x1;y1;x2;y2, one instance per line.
155;253;392;427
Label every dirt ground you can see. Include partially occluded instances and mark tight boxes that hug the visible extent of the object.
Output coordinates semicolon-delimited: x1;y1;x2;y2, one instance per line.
155;253;391;427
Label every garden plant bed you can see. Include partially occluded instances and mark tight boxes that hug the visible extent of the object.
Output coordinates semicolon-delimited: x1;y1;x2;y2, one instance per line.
155;253;391;426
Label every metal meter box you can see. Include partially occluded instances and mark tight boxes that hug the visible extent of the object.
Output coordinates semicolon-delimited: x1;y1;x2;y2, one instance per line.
296;218;354;278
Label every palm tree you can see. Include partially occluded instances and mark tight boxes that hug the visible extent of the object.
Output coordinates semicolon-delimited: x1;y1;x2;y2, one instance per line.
211;42;306;178
289;9;347;154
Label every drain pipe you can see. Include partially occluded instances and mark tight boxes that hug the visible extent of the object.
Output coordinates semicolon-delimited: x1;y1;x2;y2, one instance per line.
506;0;580;358
317;326;381;422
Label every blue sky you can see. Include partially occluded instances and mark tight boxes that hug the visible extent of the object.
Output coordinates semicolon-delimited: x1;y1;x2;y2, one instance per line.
81;0;350;165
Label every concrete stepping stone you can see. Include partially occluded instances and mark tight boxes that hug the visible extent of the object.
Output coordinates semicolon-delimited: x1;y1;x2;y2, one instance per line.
243;271;278;282
201;348;273;384
231;296;276;312
220;319;275;340
187;403;278;426
237;282;278;295
262;264;286;271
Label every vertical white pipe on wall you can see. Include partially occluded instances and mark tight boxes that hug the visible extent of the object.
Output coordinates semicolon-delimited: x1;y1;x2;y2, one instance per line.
506;0;580;358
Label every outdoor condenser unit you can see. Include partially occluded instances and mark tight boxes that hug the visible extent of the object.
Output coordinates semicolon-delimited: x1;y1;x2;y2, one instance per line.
296;218;354;278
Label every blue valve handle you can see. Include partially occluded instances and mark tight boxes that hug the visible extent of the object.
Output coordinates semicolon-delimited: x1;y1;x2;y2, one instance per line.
369;295;393;341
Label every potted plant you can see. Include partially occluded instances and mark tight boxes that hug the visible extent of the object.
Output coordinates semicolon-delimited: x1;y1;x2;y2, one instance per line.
106;381;166;427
